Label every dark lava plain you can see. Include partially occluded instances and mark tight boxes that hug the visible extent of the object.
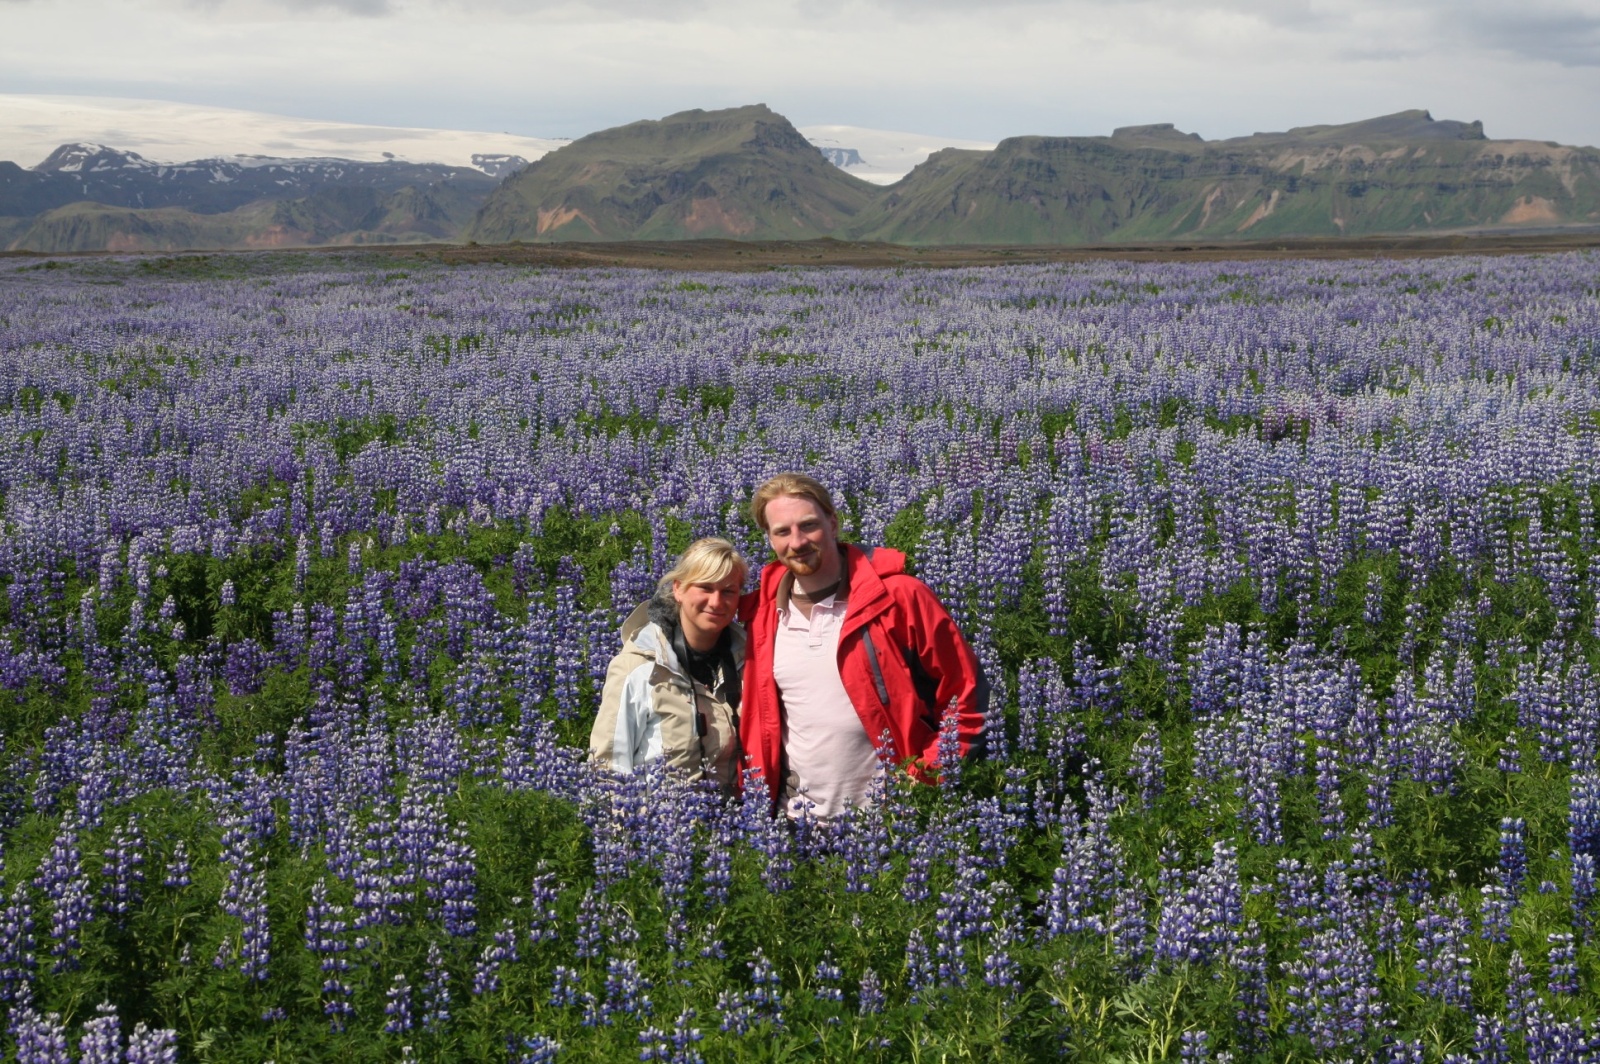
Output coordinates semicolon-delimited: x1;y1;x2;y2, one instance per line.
6;230;1600;270
394;231;1600;269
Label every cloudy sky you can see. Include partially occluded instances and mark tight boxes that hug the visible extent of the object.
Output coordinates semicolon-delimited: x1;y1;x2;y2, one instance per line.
2;0;1598;147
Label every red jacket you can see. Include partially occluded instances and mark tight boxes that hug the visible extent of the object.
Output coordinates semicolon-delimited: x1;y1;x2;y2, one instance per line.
738;543;987;810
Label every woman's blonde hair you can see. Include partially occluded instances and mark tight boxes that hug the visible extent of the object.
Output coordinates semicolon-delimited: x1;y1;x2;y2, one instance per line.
659;537;748;592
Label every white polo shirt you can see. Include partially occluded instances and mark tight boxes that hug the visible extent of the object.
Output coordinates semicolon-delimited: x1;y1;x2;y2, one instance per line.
772;589;879;818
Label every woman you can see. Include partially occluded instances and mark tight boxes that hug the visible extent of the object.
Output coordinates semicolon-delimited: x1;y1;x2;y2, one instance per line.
589;537;746;793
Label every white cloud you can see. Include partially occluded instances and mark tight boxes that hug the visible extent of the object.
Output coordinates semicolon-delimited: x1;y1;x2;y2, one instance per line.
1;0;1597;148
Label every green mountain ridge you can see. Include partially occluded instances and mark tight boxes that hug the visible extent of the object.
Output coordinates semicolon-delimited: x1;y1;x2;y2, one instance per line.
6;179;488;253
847;109;1600;244
8;105;1600;252
470;105;1600;247
469;104;876;243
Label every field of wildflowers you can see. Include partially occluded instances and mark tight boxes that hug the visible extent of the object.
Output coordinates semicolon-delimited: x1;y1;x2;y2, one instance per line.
0;249;1599;1061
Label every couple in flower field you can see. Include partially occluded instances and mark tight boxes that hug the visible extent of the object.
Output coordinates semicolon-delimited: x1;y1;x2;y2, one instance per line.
589;472;987;817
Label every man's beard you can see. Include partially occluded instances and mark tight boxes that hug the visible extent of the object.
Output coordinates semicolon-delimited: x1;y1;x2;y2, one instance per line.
781;548;822;576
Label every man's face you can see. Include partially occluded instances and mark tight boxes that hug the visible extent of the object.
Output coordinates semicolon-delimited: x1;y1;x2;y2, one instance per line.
763;494;838;578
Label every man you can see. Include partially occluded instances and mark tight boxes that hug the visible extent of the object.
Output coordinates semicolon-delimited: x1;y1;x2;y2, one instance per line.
739;472;986;816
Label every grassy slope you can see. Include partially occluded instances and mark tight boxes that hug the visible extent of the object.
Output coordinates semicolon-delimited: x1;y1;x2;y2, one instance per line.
6;181;488;253
850;117;1600;245
467;105;878;243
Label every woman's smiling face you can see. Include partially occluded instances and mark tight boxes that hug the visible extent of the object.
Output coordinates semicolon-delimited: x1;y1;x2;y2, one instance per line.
674;573;741;648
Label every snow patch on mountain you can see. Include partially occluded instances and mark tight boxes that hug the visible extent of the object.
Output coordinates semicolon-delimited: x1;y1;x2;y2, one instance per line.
801;124;995;185
0;95;564;174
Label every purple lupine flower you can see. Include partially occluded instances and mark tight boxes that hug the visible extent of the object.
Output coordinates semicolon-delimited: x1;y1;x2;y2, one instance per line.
1413;893;1472;1008
509;1034;561;1063
857;968;885;1015
422;940;451;1033
1362;572;1384;627
744;947;783;1028
698;805;737;906
34;822;92;973
123;1024;178;1062
1314;743;1345;840
1478;884;1514;944
667;1008;704;1064
1385;1038;1425;1064
0;882;38;1003
305;878;353;1031
902;847;932;904
812;952;843;1008
1498;817;1527;897
1547;932;1579;995
736;772;792;893
1129;725;1163;810
12;1007;68;1064
981;882;1022;991
716;987;754;1037
904;929;936;1004
162;840;191;889
1283;924;1384;1054
1574;852;1597;939
528;866;561;946
1109;884;1150;971
600;956;652;1024
78;1002;121;1064
429;823;477;938
549;965;583;1009
639;1025;672;1063
1230;920;1269;1056
216;813;270;982
100;817;145;918
1472;1014;1509;1064
1497;732;1521;774
574;885;605;960
1572;768;1600;861
1179;1029;1209;1064
933;861;990;988
936;699;963;788
473;918;518;996
384;972;413;1034
1504;950;1539;1041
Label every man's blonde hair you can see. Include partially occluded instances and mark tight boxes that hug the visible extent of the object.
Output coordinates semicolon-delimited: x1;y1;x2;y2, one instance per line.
659;537;748;591
749;472;837;532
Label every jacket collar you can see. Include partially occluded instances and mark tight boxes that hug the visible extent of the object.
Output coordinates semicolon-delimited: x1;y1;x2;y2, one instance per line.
620;599;747;678
762;543;896;631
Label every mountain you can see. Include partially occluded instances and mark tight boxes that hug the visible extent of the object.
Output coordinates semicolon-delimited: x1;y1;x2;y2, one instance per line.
468;105;877;242
0;95;562;173
7;104;1600;252
0;143;507;252
8;179;490;253
3;143;497;217
849;110;1600;244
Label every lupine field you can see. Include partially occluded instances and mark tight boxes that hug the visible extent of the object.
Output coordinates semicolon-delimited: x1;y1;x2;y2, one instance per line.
0;249;1599;1062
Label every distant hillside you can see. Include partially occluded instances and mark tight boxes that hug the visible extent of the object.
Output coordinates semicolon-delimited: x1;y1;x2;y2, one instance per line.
850;111;1600;244
468;105;877;242
8;179;489;253
9;107;1600;252
0;144;502;251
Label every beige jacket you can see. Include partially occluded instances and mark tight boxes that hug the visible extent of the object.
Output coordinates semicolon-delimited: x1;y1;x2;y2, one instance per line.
588;600;744;793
